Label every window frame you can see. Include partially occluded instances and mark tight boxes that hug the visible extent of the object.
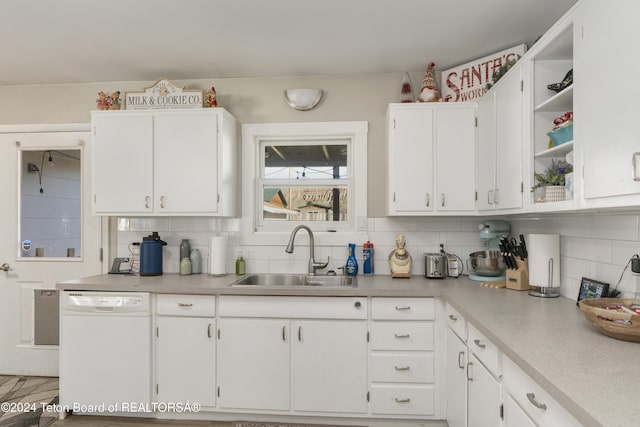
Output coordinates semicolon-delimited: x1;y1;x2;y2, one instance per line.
242;122;368;233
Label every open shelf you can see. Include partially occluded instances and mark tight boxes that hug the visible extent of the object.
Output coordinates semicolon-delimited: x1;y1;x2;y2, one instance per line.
534;140;573;158
534;85;573;112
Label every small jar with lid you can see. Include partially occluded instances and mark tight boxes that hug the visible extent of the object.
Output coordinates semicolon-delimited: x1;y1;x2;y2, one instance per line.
235;251;246;276
190;249;202;274
180;258;192;275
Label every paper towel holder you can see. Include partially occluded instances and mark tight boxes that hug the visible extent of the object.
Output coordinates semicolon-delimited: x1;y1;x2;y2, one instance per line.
529;258;560;298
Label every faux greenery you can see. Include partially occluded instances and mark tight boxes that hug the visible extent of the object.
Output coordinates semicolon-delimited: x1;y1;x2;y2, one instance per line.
531;159;573;190
486;55;521;90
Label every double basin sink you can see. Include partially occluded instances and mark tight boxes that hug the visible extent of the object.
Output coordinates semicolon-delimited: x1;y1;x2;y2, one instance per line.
231;274;357;288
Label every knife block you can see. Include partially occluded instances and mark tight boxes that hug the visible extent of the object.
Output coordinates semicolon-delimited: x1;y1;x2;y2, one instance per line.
506;258;531;291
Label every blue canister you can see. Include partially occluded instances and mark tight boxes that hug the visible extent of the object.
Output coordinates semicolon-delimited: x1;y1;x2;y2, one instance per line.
139;232;167;276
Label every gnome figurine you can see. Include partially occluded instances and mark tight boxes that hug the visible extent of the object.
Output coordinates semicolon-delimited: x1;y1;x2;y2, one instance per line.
418;62;441;103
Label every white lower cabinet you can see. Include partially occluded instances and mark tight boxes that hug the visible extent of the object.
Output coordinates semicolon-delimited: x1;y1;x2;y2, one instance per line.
369;298;438;418
155;295;216;407
467;353;501;427
503;393;536;427
502;356;582;427
217;296;368;415
446;327;467;427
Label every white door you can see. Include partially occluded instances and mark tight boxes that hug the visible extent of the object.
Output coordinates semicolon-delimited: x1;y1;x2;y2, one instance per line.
154;112;219;214
293;320;368;413
494;67;524;210
0;128;104;376
446;328;467;427
436;106;477;211
389;106;434;213
156;316;216;406
503;393;536;427
92;113;154;214
217;318;290;411
476;94;496;211
467;354;501;427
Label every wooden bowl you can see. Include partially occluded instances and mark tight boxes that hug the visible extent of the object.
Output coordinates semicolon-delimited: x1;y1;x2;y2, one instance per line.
578;298;640;342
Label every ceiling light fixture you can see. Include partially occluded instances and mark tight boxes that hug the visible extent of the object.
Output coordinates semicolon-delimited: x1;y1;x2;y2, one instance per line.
284;89;323;111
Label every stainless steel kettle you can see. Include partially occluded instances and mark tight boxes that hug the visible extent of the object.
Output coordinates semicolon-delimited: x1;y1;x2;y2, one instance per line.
424;253;446;279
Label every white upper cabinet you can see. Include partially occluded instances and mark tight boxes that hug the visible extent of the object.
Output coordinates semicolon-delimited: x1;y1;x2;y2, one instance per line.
387;103;476;215
91;108;238;216
477;64;524;212
576;0;640;207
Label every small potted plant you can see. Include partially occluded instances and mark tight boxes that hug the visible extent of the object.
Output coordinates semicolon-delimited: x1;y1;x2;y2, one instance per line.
531;159;573;203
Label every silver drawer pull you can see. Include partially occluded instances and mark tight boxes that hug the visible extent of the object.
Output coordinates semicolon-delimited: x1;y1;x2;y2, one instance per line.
394;365;410;371
395;305;411;310
526;393;547;410
448;314;458;321
178;303;193;308
473;339;486;349
458;351;465;369
394;333;410;338
207;323;212;338
394;397;411;403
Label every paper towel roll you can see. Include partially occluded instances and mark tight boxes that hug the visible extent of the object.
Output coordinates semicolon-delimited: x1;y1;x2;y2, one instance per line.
528;234;560;287
209;234;228;276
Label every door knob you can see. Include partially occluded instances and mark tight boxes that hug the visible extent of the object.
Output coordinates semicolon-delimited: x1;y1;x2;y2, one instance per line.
1;263;12;272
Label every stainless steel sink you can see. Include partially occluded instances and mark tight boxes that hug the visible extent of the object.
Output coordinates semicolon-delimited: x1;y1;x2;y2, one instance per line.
231;274;357;288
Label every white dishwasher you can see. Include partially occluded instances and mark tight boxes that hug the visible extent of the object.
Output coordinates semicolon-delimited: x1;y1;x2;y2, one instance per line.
60;291;151;413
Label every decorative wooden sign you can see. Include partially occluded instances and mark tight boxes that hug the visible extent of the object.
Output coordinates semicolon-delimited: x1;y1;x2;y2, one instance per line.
441;44;527;102
125;78;203;110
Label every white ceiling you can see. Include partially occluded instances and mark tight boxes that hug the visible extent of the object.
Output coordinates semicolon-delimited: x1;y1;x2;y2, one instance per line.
1;0;578;86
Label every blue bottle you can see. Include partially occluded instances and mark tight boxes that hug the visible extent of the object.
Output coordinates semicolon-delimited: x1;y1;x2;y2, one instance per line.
363;241;374;275
345;243;358;276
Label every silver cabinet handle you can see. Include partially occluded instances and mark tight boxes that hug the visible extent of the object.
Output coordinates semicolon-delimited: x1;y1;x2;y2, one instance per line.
526;393;547;410
160;195;166;209
394;366;410;371
426;193;430;207
633;152;640;181
458;351;465;369
178;303;193;307
466;361;473;381
144;196;151;208
488;190;493;205
441;192;445;207
473;339;486;349
448;314;458;321
207;323;212;338
282;325;287;342
298;326;302;341
494;188;500;205
395;305;411;310
394;333;410;338
0;263;12;272
394;398;411;403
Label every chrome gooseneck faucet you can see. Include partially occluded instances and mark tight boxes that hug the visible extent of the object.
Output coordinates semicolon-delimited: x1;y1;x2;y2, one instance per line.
285;225;329;275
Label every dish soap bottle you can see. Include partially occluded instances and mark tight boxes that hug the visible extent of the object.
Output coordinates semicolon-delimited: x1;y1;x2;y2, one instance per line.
235;251;246;276
363;241;374;275
345;243;358;276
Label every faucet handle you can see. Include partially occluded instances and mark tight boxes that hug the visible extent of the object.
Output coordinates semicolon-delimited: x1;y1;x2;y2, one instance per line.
336;266;346;276
313;257;330;274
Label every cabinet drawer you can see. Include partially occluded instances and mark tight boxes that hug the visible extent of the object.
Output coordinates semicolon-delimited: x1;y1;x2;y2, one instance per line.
157;294;215;317
370;385;434;416
219;296;367;319
467;323;500;377
503;356;582;427
445;302;466;341
371;354;434;383
371;322;434;351
372;298;435;320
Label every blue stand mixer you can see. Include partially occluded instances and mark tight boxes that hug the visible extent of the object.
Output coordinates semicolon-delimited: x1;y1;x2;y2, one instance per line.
468;220;510;282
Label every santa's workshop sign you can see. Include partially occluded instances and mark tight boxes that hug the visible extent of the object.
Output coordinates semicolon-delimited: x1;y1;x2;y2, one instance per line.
125;79;203;110
441;44;527;102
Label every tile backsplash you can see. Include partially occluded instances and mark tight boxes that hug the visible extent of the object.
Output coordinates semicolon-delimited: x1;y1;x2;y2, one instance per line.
116;212;640;299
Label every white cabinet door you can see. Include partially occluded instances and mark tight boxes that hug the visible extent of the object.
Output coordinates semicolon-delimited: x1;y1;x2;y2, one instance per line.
436;106;476;211
156;316;215;406
217;318;290;411
388;105;434;214
446;328;467;427
154;112;219;214
494;67;523;210
578;0;640;201
293;320;367;413
503;393;536;427
476;93;496;211
92;113;153;214
467;354;501;427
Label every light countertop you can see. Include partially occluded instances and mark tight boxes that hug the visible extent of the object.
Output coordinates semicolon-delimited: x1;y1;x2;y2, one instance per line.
57;273;640;426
